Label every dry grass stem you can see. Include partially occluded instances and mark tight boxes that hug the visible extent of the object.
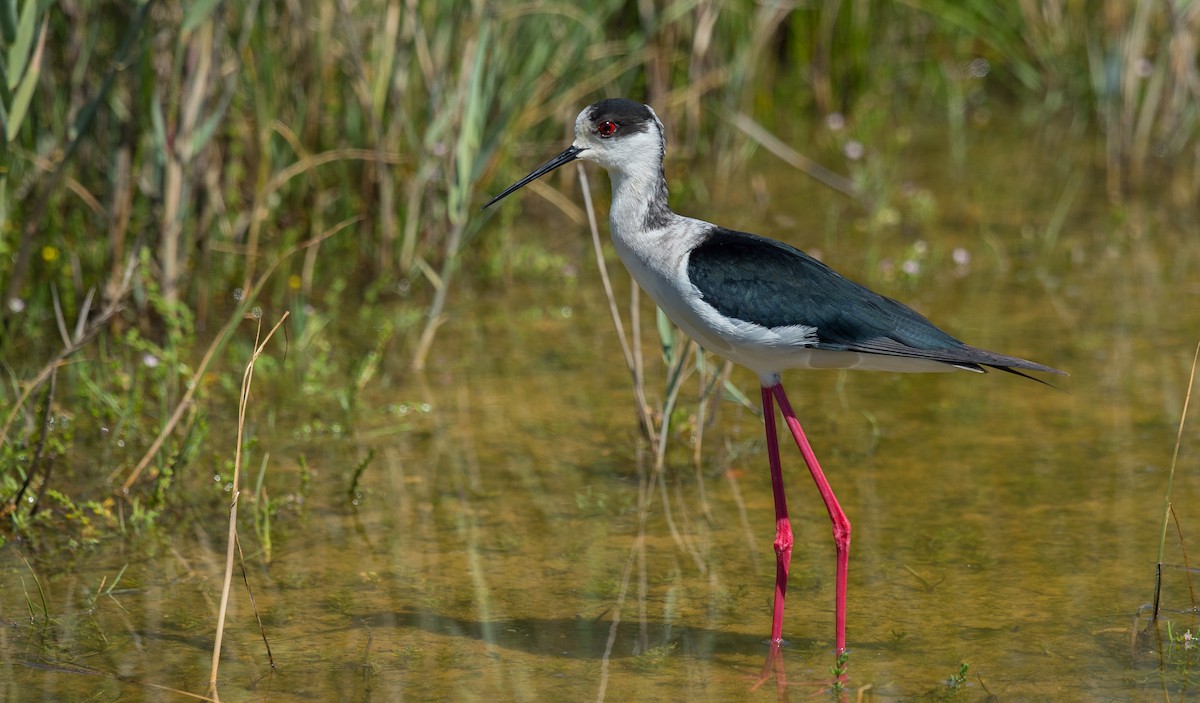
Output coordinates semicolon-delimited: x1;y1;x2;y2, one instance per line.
209;311;289;693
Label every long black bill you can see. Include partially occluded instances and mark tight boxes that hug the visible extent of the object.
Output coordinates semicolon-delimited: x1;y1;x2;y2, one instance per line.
482;145;584;209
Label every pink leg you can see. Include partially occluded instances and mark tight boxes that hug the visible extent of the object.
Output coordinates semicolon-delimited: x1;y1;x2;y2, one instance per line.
760;386;793;645
768;383;851;657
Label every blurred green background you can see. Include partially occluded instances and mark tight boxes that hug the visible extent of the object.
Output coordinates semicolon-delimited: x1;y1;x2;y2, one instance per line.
1;0;1196;529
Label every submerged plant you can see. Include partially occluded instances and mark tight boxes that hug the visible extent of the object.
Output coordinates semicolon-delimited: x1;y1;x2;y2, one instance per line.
632;641;677;672
830;650;850;694
947;661;969;689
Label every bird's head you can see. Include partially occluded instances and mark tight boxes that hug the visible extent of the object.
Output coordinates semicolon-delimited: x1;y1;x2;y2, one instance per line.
483;98;665;209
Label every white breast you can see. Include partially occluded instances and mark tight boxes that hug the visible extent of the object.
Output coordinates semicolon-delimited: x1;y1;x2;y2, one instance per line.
608;215;958;382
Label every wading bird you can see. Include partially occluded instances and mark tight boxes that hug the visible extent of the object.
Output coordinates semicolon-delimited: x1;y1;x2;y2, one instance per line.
483;98;1064;656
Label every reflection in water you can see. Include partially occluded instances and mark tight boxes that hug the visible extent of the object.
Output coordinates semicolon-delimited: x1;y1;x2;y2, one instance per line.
753;642;789;701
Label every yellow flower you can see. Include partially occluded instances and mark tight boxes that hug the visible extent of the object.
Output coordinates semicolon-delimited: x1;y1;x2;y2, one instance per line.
41;245;58;262
288;274;302;290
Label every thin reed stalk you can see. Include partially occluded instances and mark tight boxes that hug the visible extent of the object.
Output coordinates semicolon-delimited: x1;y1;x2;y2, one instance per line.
120;221;351;491
209;312;288;694
577;156;711;613
577;165;655;439
1151;341;1199;622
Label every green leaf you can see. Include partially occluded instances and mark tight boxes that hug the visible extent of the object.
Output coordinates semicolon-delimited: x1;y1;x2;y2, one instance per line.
0;0;16;45
5;20;41;141
0;174;9;240
721;377;755;412
5;61;34;140
182;0;221;33
449;19;490;223
369;6;400;124
656;307;675;364
187;100;227;158
6;0;37;90
150;90;167;159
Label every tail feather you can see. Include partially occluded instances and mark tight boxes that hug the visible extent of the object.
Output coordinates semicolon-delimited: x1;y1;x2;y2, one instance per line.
986;364;1064;388
949;345;1067;388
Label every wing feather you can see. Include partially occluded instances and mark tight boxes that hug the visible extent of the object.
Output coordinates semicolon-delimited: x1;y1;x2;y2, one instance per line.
685;228;1065;376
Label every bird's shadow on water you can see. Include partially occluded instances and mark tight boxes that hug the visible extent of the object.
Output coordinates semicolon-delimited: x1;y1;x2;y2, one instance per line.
358;608;791;661
351;609;846;700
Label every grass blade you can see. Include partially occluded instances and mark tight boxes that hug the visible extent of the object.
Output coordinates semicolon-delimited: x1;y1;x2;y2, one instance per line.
4;17;43;141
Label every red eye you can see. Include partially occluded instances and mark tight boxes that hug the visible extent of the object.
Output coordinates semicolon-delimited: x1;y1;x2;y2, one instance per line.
597;121;618;138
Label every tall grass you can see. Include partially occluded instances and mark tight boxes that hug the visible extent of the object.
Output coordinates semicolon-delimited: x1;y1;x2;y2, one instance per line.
0;0;1196;527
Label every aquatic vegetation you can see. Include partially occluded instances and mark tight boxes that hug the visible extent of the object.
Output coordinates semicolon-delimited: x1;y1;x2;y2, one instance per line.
946;661;969;689
829;650;850;694
631;641;677;672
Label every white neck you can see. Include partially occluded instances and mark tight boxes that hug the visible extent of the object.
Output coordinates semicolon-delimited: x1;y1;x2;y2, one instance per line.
606;158;675;240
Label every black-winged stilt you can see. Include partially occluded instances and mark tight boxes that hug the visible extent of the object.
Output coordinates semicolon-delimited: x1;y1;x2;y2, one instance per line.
483;98;1064;657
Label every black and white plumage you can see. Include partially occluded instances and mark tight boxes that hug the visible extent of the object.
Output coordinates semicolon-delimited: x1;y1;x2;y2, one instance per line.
685;228;1060;377
486;98;1062;385
483;97;1064;660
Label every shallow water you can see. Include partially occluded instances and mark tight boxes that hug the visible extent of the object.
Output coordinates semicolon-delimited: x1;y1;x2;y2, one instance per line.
4;115;1200;702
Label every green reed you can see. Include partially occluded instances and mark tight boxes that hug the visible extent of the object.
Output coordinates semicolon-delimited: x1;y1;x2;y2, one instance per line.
0;0;1196;530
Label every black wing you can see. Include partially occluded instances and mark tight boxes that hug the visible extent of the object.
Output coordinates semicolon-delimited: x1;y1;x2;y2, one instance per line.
686;228;1065;376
